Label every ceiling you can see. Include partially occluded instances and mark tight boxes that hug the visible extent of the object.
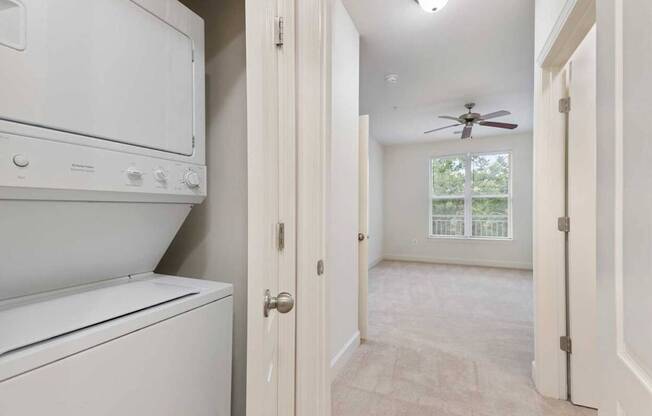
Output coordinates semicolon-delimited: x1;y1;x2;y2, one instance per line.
341;0;535;144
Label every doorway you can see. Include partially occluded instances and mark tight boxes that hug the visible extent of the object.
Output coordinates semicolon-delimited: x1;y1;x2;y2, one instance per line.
330;0;600;414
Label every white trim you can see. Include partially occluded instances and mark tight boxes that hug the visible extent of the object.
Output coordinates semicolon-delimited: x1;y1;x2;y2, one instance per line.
613;0;624;358
383;254;533;271
537;0;596;67
537;0;578;66
330;331;360;381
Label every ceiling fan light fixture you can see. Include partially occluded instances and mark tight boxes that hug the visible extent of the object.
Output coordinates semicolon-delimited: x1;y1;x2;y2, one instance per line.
415;0;448;13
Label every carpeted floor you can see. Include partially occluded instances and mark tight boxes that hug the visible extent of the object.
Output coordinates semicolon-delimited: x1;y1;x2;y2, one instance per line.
332;261;597;416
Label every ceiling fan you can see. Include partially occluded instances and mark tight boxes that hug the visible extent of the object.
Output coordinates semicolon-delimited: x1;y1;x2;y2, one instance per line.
424;103;518;139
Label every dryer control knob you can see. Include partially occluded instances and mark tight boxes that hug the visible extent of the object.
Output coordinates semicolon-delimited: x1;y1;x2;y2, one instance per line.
126;167;143;179
12;154;29;168
154;168;168;182
184;170;200;188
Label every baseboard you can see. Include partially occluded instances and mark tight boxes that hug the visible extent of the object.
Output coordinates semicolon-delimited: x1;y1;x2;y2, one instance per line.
369;257;383;269
330;331;360;381
382;254;533;271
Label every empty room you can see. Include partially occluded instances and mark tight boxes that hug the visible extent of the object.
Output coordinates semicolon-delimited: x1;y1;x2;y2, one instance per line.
329;0;604;415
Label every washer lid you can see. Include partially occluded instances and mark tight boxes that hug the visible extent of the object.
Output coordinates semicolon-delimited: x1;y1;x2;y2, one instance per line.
0;279;199;356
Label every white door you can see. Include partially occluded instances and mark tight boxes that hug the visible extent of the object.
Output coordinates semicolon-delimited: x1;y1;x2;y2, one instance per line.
247;0;330;414
567;25;598;409
245;0;296;414
598;0;652;414
358;115;369;341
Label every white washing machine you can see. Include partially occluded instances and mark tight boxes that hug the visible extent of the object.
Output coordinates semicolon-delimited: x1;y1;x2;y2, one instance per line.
0;276;233;415
0;0;232;414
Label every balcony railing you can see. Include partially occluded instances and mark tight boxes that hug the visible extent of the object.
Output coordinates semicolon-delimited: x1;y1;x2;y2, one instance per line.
431;215;509;238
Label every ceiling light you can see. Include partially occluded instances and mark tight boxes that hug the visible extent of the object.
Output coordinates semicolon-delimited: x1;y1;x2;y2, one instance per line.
415;0;448;13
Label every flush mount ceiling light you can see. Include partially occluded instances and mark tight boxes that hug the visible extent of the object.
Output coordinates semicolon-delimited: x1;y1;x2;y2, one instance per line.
415;0;449;13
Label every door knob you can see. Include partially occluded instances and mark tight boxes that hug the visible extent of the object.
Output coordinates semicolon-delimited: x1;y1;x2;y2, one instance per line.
358;233;369;241
264;290;295;317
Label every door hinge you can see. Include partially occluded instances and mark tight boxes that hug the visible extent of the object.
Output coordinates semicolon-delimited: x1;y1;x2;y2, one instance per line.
277;222;285;251
557;216;570;233
274;17;284;47
317;259;324;276
559;97;571;113
560;336;572;353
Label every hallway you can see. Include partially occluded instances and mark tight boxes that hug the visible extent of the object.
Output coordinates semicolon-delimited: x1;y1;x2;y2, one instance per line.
332;262;596;416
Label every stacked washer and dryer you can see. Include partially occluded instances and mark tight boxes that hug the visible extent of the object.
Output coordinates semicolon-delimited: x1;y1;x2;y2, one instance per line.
0;0;232;414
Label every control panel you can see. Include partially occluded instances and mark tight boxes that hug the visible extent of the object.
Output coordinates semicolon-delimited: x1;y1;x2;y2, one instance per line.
0;132;206;202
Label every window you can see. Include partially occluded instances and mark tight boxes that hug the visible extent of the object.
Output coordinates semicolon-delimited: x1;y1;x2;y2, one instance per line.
430;152;511;239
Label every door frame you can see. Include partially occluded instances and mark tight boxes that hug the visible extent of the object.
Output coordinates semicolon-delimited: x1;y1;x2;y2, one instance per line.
532;0;596;400
358;115;370;342
295;0;332;414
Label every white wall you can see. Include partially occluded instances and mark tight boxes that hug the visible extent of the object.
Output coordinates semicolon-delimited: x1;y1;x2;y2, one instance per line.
328;0;360;373
156;1;248;415
368;138;384;267
383;133;533;270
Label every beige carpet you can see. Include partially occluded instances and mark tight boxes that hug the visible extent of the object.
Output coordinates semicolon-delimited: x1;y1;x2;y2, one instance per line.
332;261;597;416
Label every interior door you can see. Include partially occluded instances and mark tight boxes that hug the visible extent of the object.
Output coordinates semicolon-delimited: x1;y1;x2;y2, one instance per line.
598;0;652;414
358;115;369;341
567;25;598;409
245;0;296;414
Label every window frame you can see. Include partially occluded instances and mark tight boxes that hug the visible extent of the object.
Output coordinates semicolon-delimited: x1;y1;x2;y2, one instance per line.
428;150;513;240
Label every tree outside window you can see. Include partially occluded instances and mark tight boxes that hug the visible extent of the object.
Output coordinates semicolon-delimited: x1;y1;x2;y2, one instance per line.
430;152;511;239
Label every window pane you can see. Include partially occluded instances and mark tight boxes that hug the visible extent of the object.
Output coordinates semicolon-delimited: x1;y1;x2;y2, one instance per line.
432;156;465;196
431;199;464;236
472;197;509;238
472;153;510;195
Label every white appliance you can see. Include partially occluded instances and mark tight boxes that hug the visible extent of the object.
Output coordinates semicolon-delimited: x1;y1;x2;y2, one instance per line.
0;1;232;415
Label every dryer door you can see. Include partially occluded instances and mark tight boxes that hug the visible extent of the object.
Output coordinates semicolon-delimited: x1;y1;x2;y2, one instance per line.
0;0;195;155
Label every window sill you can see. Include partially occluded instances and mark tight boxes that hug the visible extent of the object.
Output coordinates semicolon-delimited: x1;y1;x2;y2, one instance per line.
427;235;514;242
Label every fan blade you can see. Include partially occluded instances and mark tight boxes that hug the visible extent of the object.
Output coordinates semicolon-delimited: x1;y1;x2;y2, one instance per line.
479;121;518;129
480;110;511;120
461;125;473;139
438;115;462;122
424;123;461;134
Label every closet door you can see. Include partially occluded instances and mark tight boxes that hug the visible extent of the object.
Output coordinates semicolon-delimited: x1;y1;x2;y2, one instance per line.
246;0;296;415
